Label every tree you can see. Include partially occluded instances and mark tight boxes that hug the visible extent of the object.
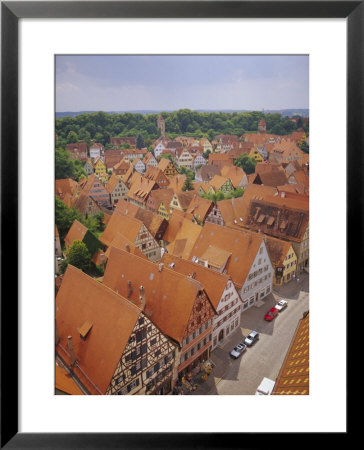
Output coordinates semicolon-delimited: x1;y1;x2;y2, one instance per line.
136;133;145;149
182;177;194;191
55;149;75;179
66;130;78;143
55;197;83;241
233;154;257;174
66;240;91;271
299;141;309;154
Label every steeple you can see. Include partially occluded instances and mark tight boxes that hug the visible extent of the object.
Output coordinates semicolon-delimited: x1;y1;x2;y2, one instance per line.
157;114;166;137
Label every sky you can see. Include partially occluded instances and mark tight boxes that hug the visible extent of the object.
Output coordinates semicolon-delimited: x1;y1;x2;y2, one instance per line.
56;55;309;112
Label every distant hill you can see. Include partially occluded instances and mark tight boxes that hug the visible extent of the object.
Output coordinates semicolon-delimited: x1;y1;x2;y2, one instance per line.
56;108;309;119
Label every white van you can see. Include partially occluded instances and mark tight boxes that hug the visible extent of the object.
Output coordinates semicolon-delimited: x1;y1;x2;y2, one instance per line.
255;377;275;395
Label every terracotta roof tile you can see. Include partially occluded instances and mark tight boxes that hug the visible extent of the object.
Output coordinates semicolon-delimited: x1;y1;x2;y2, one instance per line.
100;211;144;247
64;220;88;250
103;248;208;344
161;253;232;309
188;222;263;287
272;312;309;395
55;363;84;395
56;265;141;394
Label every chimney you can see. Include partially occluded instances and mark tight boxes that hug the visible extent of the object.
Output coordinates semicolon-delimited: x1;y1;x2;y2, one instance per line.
67;336;76;366
127;280;133;298
158;263;164;272
125;244;131;253
281;191;286;198
139;285;146;310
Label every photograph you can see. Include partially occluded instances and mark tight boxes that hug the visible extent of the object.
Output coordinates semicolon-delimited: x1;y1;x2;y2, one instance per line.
54;54;310;396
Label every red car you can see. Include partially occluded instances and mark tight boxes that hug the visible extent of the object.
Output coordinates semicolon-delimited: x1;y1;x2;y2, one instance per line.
264;307;279;321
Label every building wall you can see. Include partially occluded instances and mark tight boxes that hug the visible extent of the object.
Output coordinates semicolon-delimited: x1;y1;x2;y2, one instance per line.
106;313;177;395
135;224;161;262
211;281;242;350
240;241;274;311
205;204;224;226
292;225;309;273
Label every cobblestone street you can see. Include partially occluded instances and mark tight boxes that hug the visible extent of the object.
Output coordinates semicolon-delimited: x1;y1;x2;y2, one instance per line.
189;271;309;395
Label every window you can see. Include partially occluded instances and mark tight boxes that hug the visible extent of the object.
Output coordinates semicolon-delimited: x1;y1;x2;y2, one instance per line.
136;329;146;342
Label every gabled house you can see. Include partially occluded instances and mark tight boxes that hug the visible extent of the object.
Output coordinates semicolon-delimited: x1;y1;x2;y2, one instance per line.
188;222;274;310
106;174;129;205
253;170;288;188
55;178;80;201
104;150;124;171
243;191;309;273
142;152;158;169
93;157;107;177
205;196;246;229
89;143;104;160
56;265;178;395
158;158;178;178
100;212;161;261
162;254;243;350
166;218;202;260
127;176;158;209
110;136;136;147
153;140;167;158
132;158;146;174
208;153;234;170
248;147;265;163
82;174;111;208
176;148;193;170
113;159;131;177
103;248;216;381
104;232;146;261
192;152;207;170
220;166;248;189
184;194;214;225
71;191;103;217
207;175;234;195
269;141;305;165
65;142;88;161
169;191;196;216
115;199;168;242
195;165;221;183
146;188;175;219
144;166;170;189
265;236;297;285
84;159;94;176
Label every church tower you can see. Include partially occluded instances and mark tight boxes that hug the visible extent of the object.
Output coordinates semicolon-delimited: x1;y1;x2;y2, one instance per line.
258;117;266;134
157;115;166;137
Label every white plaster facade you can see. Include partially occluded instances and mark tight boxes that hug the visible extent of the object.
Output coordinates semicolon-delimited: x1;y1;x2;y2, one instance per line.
240;240;274;311
211;280;243;350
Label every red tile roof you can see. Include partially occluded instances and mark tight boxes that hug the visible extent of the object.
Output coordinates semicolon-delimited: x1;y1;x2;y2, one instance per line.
103;248;213;344
56;265;142;394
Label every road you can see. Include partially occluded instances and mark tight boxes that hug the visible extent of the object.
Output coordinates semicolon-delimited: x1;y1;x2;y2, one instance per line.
192;273;309;395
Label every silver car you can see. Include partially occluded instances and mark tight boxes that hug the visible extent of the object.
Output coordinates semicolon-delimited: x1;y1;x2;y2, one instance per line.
244;331;259;347
275;299;288;311
230;342;247;359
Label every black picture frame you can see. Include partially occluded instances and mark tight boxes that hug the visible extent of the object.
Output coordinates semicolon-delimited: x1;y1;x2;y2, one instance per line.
1;1;356;447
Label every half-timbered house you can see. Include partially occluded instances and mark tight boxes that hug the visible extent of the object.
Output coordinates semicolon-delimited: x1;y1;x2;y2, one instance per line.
100;211;161;261
56;265;177;395
103;248;217;381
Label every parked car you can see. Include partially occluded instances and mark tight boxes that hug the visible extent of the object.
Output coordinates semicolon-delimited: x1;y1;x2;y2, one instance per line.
255;377;275;395
230;342;247;359
275;299;288;311
244;330;259;347
264;307;279;321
